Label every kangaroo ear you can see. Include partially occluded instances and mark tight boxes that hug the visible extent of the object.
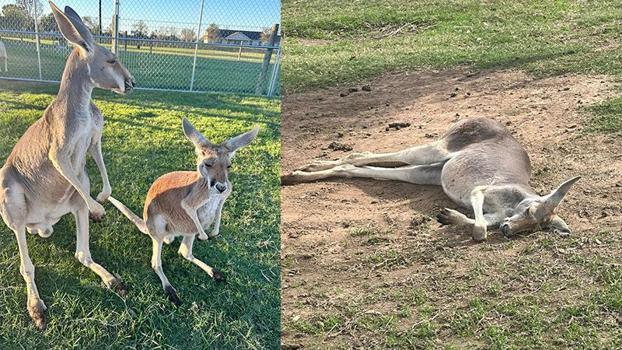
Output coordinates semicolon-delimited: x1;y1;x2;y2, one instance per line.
49;2;93;54
224;126;259;152
182;118;211;148
540;176;581;213
547;215;571;237
63;6;95;44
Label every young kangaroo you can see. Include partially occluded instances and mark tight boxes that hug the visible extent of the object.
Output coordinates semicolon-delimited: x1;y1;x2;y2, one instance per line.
283;117;580;242
108;118;259;305
0;3;134;330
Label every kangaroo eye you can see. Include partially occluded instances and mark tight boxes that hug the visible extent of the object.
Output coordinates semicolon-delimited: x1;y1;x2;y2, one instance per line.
227;165;232;169
204;163;212;168
107;59;117;64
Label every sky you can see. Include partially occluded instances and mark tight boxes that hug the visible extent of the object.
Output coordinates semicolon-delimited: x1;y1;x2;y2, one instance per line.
0;0;281;32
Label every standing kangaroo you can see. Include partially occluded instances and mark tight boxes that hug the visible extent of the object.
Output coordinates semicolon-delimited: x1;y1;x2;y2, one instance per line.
283;117;580;241
108;118;259;305
0;40;7;72
0;2;135;330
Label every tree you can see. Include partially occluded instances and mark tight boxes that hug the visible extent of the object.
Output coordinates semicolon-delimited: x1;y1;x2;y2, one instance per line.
204;23;220;43
260;27;273;44
0;4;31;30
15;0;42;20
81;16;101;35
180;28;196;42
132;20;148;38
156;26;178;41
38;12;56;32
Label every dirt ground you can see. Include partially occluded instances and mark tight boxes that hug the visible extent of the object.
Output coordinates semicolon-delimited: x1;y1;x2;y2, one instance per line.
280;68;622;349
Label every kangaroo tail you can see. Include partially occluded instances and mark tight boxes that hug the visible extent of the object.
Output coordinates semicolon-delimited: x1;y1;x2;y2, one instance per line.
108;196;149;234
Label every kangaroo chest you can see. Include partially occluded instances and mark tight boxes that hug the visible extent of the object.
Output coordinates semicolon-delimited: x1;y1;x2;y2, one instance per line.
197;195;226;229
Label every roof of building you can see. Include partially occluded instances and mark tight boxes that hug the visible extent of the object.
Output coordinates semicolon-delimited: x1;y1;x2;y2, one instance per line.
224;32;253;41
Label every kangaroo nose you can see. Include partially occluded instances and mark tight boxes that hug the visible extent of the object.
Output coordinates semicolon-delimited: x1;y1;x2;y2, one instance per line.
215;183;227;193
500;223;511;236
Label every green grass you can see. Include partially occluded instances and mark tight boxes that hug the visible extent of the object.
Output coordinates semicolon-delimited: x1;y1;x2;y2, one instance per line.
0;81;281;349
585;96;622;132
4;37;267;62
0;39;279;95
282;0;622;94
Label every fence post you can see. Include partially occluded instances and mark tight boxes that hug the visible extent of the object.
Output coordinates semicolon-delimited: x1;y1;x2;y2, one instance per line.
189;0;206;91
99;0;102;43
255;23;279;96
267;48;281;97
33;0;42;80
112;0;120;54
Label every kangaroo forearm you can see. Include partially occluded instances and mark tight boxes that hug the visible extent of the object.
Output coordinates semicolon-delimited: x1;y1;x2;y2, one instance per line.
181;201;205;234
211;201;225;232
49;153;93;205
90;140;111;190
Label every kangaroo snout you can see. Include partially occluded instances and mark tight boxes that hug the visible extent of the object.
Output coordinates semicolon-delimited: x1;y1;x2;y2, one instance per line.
500;222;511;236
214;183;227;193
124;78;136;93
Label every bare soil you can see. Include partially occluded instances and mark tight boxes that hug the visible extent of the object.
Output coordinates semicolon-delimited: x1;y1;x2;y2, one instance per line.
281;68;622;349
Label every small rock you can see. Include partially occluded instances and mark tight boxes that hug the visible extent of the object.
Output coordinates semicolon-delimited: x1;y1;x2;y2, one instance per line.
327;142;353;152
449;92;457;98
349;87;358;93
387;122;411;131
339;92;349;97
362;85;372;91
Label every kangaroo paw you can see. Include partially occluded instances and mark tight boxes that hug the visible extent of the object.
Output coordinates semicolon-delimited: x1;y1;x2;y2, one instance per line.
28;299;47;331
212;268;226;283
164;285;181;306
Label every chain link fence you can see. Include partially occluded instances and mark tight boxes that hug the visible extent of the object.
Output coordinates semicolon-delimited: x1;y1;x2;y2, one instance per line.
0;0;281;96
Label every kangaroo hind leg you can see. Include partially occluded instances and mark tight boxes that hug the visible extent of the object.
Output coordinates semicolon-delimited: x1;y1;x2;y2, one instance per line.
285;162;443;185
0;186;47;331
297;141;451;173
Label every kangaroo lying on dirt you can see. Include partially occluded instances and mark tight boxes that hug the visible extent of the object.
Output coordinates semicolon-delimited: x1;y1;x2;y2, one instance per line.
109;118;258;305
283;117;579;241
0;3;134;330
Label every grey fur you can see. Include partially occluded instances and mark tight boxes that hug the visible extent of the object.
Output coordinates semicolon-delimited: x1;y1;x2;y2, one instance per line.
284;117;579;241
0;2;134;330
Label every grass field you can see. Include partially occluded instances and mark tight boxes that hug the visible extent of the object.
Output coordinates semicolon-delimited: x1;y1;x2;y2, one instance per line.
2;36;268;63
0;81;281;349
282;0;622;94
0;38;279;95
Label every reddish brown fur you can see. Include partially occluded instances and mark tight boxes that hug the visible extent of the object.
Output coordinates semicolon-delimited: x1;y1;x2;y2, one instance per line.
144;171;209;234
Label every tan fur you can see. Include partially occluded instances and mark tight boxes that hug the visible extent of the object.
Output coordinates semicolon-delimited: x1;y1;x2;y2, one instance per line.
109;118;259;305
0;2;134;331
284;117;580;242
